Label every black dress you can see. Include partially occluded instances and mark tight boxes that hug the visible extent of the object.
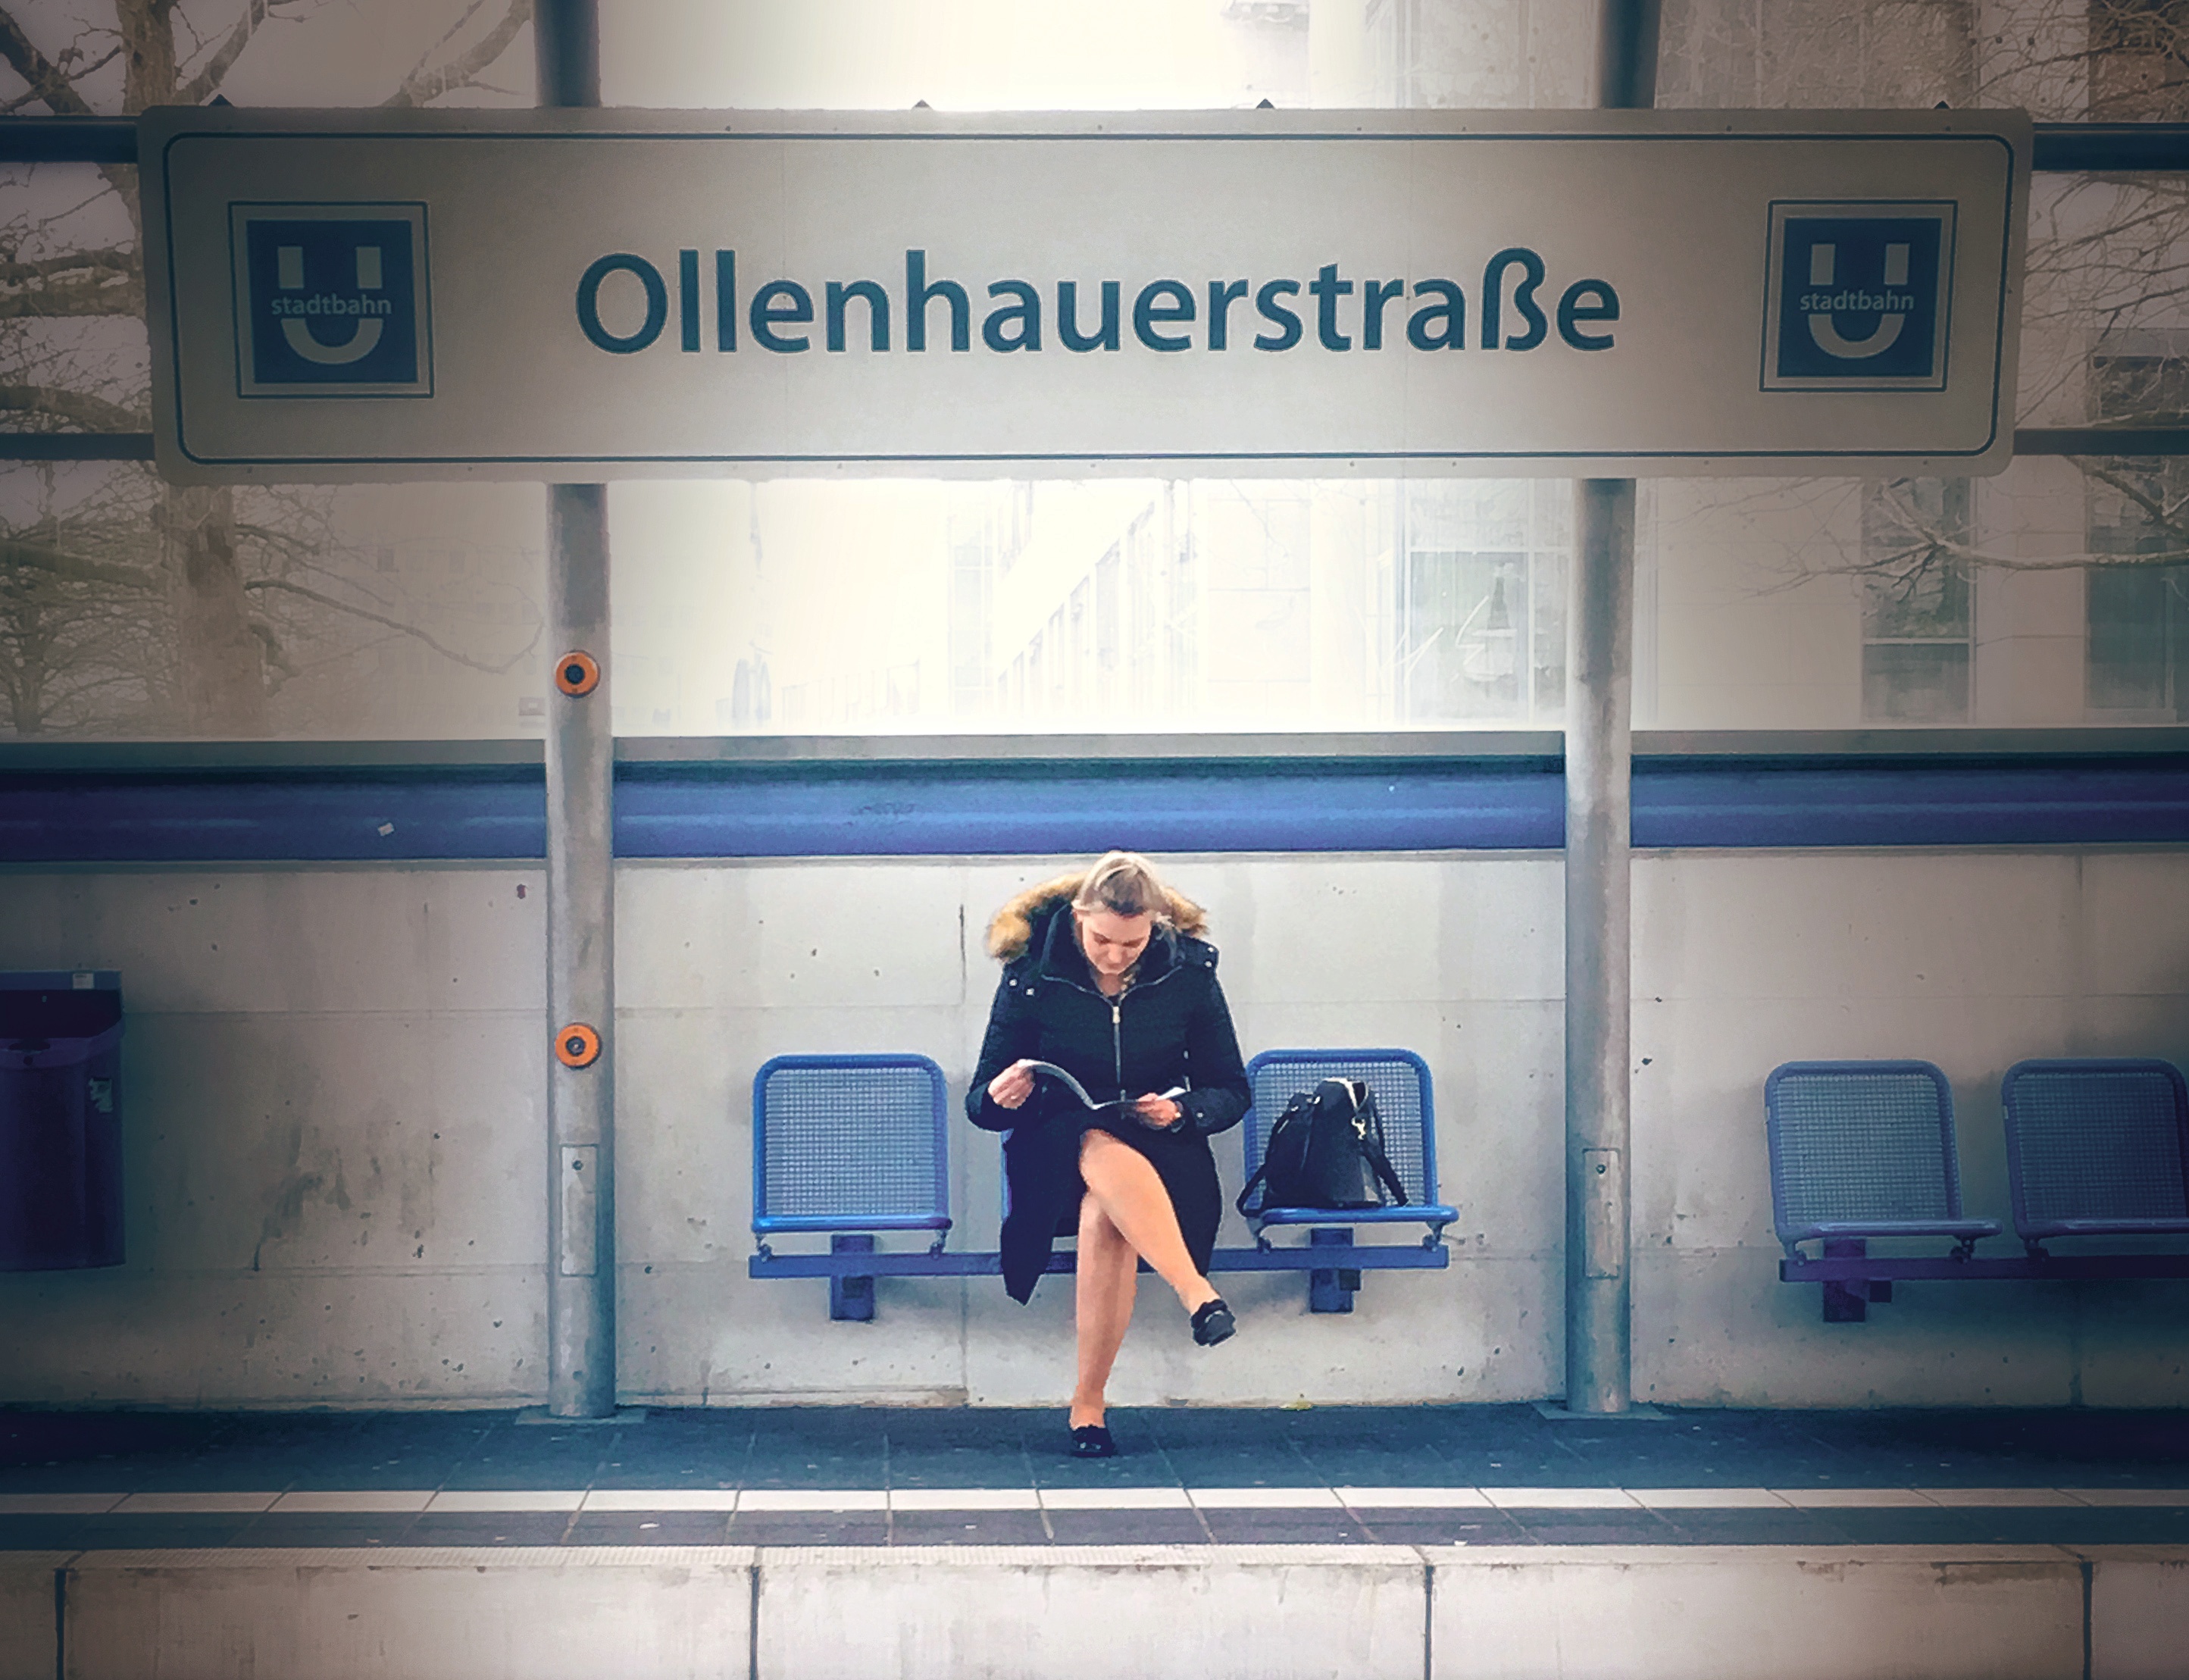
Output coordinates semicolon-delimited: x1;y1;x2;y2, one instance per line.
968;899;1250;1303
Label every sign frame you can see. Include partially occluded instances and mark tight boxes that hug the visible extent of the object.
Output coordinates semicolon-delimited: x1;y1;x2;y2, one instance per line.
139;105;2031;483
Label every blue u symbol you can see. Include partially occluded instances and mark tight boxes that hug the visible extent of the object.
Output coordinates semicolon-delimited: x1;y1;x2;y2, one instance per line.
277;243;385;365
1804;241;1909;360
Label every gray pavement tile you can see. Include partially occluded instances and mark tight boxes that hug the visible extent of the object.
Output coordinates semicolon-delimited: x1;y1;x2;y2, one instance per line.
1196;1511;1374;1544
567;1514;733;1545
70;1519;260;1548
1505;1511;1686;1544
1828;1507;2189;1546
1352;1514;1532;1545
241;1511;424;1545
889;1512;1053;1545
405;1514;574;1547
224;1523;423;1549
1043;1510;1208;1544
1649;1510;1859;1545
727;1516;890;1545
0;1516;88;1550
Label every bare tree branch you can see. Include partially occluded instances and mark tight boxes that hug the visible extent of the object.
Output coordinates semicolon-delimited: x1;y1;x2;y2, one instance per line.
382;0;531;107
0;534;160;590
0;383;149;431
174;0;291;108
0;42;117;112
0;249;134;286
411;0;494;74
245;614;297;680
244;575;542;673
0;7;100;117
0;267;142;320
2079;459;2180;531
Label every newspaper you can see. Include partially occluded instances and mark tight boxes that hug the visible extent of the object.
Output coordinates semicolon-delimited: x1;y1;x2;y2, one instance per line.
1024;1062;1185;1112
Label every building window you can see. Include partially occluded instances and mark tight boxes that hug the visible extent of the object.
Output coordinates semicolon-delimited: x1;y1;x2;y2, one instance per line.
2089;0;2189;120
2088;567;2189;715
1399;482;1567;724
1860;478;1973;722
2085;347;2189;717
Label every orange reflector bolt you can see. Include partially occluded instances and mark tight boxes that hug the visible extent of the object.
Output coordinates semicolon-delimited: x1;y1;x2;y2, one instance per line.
554;650;601;696
555;1023;602;1068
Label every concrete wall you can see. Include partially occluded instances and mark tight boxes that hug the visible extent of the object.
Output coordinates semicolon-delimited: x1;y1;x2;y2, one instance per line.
11;1543;2181;1680
4;848;2186;1409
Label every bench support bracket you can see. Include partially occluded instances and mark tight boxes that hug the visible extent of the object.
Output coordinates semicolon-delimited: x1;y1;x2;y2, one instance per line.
1784;1244;2189;1322
830;1233;876;1322
1309;1226;1360;1313
1822;1239;1871;1322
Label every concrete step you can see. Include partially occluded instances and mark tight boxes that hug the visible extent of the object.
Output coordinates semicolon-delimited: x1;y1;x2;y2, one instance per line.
5;1542;2184;1680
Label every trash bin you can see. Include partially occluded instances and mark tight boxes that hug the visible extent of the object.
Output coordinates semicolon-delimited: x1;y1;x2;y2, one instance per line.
0;971;123;1271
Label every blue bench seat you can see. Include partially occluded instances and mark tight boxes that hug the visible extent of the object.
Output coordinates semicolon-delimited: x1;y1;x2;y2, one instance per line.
750;1049;1453;1319
1765;1060;2003;1321
1237;1049;1456;1312
2003;1059;2189;1250
1768;1058;2189;1321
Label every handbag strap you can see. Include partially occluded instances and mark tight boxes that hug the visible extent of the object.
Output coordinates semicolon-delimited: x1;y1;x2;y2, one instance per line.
1234;1153;1272;1219
1340;1085;1410;1206
1237;1092;1314;1217
1357;1127;1410;1206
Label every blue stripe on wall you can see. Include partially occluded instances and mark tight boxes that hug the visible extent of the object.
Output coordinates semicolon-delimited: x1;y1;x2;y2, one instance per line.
1634;758;2189;848
0;755;2184;862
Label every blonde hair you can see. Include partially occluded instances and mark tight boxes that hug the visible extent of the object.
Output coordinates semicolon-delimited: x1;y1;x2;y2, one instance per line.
1071;850;1173;925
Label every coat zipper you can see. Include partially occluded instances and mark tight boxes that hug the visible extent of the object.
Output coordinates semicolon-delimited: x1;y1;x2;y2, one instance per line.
1059;962;1183;1106
1111;998;1124;1102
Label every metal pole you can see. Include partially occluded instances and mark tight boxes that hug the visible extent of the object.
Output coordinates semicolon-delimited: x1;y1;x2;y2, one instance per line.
1563;0;1657;1417
538;0;615;1419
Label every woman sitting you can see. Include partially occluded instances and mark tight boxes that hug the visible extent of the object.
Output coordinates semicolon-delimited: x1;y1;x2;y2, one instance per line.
968;850;1250;1459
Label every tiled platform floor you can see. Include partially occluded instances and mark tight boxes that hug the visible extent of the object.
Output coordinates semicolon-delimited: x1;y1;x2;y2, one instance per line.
2;1403;2184;1550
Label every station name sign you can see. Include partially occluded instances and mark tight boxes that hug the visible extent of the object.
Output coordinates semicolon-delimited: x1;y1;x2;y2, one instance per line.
568;249;1620;359
139;108;2029;483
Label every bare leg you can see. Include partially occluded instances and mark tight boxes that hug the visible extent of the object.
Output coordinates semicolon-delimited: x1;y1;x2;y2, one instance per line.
1077;1129;1220;1315
1070;1194;1137;1428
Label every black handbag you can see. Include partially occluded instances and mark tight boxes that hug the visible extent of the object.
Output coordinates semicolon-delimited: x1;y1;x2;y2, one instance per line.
1237;1077;1409;1215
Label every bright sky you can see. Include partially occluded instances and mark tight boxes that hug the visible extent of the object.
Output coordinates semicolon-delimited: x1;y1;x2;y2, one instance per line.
0;0;1304;113
600;0;1288;111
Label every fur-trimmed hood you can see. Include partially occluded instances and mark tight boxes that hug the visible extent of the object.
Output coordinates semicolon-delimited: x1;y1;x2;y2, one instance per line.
985;871;1209;962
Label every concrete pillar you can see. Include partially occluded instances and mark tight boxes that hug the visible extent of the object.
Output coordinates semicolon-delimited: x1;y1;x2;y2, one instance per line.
538;0;616;1419
1564;480;1636;1415
1562;0;1658;1417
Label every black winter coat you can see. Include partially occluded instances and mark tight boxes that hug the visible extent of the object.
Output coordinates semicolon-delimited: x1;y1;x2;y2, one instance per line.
968;899;1250;1303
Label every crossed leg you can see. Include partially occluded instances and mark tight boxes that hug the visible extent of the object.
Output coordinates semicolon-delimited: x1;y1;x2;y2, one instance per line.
1070;1196;1137;1429
1071;1128;1221;1429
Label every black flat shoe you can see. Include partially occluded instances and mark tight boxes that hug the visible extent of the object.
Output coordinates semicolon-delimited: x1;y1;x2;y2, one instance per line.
1068;1423;1118;1459
1190;1297;1236;1347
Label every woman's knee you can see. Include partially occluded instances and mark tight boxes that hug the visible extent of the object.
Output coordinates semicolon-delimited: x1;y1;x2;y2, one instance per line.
1077;1194;1124;1247
1080;1128;1155;1189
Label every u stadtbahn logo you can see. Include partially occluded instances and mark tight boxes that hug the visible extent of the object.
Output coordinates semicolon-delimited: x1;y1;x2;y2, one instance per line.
230;203;432;397
1762;202;1955;392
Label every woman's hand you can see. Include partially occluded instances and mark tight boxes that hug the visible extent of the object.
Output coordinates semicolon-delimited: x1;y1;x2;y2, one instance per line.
1131;1094;1184;1131
987;1059;1037;1109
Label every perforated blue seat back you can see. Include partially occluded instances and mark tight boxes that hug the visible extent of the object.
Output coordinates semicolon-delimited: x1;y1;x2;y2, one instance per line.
752;1054;950;1234
1244;1049;1435;1207
2003;1059;2189;1226
1765;1061;1963;1233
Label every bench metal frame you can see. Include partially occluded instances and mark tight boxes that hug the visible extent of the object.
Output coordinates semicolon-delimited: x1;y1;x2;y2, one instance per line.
1769;1058;2189;1322
749;1048;1453;1319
